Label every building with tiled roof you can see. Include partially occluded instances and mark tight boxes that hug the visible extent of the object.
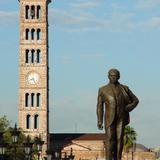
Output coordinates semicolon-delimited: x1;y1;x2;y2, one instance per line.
49;133;156;160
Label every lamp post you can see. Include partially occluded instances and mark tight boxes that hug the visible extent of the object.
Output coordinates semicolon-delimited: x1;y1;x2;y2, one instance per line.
35;137;44;160
23;136;33;160
46;150;52;160
54;151;60;160
11;124;20;144
11;124;20;160
47;154;52;160
0;133;6;160
0;144;6;160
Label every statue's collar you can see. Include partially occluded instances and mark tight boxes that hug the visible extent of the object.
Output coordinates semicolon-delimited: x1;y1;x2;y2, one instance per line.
108;82;120;87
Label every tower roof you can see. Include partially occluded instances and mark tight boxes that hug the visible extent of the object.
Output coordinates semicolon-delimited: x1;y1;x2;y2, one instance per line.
18;0;52;3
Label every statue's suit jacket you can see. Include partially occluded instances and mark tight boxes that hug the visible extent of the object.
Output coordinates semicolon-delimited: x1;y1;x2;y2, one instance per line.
97;83;139;129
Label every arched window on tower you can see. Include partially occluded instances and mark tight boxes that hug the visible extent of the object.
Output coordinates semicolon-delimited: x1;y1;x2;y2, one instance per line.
37;49;40;63
30;5;35;19
26;115;31;129
25;29;29;40
25;49;29;63
31;93;35;107
31;29;35;40
37;5;41;19
34;114;39;129
37;93;41;107
37;29;41;40
31;49;35;63
25;5;29;19
25;93;29;107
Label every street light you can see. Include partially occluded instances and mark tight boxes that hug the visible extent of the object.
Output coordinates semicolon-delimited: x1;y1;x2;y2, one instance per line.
0;144;6;160
47;154;52;160
11;124;20;160
35;136;44;160
46;150;52;160
0;133;7;160
23;136;33;160
53;150;60;160
11;124;20;144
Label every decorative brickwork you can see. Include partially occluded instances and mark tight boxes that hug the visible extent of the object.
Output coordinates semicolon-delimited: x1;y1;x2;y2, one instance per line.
18;0;51;156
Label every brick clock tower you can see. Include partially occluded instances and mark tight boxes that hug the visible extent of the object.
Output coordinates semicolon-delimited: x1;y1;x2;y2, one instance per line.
18;0;51;154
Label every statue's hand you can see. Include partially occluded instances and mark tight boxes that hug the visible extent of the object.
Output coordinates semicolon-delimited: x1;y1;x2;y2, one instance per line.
97;123;103;130
125;104;133;112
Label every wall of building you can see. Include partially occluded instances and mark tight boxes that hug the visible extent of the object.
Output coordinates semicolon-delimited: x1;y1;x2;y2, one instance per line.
53;139;156;160
122;151;156;160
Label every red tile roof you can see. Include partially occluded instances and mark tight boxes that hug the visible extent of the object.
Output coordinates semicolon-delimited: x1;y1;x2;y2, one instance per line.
50;133;105;141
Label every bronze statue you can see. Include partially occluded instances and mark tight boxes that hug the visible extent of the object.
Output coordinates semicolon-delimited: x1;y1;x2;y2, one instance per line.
97;69;139;160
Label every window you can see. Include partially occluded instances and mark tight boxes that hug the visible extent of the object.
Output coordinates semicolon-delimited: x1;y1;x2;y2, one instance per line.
34;115;39;129
31;5;35;19
25;29;29;40
31;49;35;63
31;93;35;107
31;29;35;40
26;49;41;64
26;115;31;129
37;50;40;63
37;93;41;107
25;49;29;63
37;6;41;19
25;93;29;107
37;29;41;40
25;5;29;19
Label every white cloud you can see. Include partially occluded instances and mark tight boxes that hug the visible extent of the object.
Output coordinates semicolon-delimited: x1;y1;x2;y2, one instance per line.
110;3;126;11
1;1;160;32
0;11;18;25
80;54;106;59
140;16;160;29
48;0;160;33
57;56;72;64
136;0;160;10
108;12;135;32
70;1;101;10
49;9;135;32
55;54;106;65
0;1;12;5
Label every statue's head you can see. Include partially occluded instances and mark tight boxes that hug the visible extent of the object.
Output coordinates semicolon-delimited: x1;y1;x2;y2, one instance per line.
108;68;120;84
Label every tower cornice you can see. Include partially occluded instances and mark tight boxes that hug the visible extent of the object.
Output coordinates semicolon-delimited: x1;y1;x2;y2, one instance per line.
18;0;52;3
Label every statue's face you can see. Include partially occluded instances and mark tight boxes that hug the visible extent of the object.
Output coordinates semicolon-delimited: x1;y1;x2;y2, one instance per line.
108;71;119;84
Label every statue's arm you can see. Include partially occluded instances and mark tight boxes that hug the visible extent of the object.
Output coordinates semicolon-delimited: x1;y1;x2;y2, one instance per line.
97;89;104;130
126;88;139;112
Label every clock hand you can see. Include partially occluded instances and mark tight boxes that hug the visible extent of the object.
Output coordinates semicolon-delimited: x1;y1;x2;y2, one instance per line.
29;77;33;80
33;78;36;84
29;77;34;84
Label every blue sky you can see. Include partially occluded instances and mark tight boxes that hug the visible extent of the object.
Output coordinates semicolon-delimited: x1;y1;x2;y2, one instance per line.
0;0;160;148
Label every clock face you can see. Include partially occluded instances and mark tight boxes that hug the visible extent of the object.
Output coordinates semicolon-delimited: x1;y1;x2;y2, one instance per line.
27;72;40;85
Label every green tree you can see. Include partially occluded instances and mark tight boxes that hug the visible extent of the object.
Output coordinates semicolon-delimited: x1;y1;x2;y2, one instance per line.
0;115;10;132
0;116;30;160
2;127;26;160
123;125;137;153
0;116;40;160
